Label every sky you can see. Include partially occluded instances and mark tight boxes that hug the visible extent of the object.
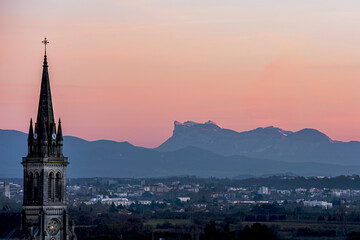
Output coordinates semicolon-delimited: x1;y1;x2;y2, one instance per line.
1;0;360;147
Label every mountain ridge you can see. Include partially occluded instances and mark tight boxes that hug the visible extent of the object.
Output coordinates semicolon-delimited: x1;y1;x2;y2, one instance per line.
1;122;360;178
156;121;360;165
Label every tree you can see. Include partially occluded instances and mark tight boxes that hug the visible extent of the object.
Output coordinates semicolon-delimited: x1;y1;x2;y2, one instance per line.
202;221;220;240
109;202;117;213
220;222;233;240
240;223;279;240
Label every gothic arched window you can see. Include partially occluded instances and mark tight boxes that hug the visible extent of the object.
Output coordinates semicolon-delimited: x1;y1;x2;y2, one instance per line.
27;172;33;204
55;172;62;201
48;172;54;201
34;172;40;203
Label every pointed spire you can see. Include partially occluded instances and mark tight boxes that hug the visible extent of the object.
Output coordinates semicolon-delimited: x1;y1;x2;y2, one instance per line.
27;118;34;156
28;118;34;139
37;38;55;129
57;118;63;141
28;38;65;158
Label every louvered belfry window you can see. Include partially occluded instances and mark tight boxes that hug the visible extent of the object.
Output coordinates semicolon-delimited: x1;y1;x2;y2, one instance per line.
48;172;54;201
55;172;62;201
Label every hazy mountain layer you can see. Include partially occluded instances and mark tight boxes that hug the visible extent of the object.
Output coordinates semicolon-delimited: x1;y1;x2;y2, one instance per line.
0;129;359;178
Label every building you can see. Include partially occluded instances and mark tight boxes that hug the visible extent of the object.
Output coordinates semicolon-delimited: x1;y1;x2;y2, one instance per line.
258;186;269;195
118;209;132;215
4;182;10;199
177;197;190;202
144;183;171;193
0;38;77;240
303;200;333;209
21;38;77;240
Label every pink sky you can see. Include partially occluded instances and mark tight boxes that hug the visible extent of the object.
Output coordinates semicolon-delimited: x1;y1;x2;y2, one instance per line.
1;1;360;147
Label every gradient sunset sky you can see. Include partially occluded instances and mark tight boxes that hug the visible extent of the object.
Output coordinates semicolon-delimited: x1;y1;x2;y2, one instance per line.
1;0;360;147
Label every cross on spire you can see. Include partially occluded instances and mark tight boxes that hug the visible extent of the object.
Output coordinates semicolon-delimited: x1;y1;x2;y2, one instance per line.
42;37;49;55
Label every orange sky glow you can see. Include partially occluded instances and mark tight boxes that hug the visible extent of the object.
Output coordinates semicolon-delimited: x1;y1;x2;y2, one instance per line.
1;1;360;147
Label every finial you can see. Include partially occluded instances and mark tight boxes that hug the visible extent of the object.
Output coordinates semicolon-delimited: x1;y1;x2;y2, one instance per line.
42;37;49;55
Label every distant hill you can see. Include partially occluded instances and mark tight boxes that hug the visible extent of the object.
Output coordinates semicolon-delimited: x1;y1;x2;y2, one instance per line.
157;121;360;165
0;130;27;178
1;128;360;178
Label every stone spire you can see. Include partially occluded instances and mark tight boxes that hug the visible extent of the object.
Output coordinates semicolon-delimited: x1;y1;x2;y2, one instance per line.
57;118;64;156
28;118;33;140
57;118;63;141
27;119;34;156
32;38;57;157
36;52;55;127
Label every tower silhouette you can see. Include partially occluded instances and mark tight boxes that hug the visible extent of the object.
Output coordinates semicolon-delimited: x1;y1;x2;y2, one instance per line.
22;38;76;240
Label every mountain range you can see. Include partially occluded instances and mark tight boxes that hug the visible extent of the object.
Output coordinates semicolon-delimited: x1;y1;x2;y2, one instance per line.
157;121;360;165
1;121;360;178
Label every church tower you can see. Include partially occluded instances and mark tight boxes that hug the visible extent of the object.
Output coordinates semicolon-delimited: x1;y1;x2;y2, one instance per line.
22;38;76;240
